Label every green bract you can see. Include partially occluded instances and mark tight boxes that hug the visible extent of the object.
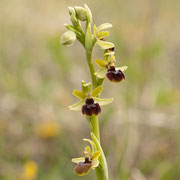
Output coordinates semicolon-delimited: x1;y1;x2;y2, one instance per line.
60;30;76;46
85;24;92;51
84;4;92;24
69;81;113;111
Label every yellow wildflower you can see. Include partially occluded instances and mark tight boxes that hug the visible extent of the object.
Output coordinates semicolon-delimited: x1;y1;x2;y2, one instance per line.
35;121;61;139
21;161;38;180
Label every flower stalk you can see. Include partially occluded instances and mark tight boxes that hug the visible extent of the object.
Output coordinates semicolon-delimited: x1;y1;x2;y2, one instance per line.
60;4;127;180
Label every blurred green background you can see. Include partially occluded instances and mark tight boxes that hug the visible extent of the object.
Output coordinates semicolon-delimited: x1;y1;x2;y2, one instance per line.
0;0;180;179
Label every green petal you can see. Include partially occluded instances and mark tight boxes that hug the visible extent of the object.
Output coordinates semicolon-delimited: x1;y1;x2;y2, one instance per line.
68;100;85;111
96;39;114;49
116;66;128;72
104;51;115;57
94;98;113;106
107;55;115;63
72;89;86;99
95;59;107;68
85;146;91;154
93;150;101;160
91;159;99;169
72;157;85;164
97;23;112;32
91;86;103;97
83;138;97;153
98;31;109;39
94;68;107;78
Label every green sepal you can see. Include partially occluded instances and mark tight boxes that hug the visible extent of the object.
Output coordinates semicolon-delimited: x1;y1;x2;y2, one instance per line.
97;23;112;32
91;86;103;97
84;4;92;24
98;31;109;39
69;100;85;111
116;66;128;72
72;89;86;99
95;59;107;68
72;157;85;164
96;39;114;49
94;68;107;78
94;97;113;106
81;81;91;93
85;23;92;51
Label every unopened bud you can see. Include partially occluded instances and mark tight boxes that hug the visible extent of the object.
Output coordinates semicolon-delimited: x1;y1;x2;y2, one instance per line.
60;31;76;46
68;6;75;16
74;6;87;21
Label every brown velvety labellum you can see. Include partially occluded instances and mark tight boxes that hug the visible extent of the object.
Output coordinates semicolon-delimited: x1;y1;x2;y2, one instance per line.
82;103;101;116
74;162;92;175
106;66;125;82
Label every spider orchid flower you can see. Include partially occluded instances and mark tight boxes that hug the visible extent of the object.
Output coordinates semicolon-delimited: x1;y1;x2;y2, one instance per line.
69;81;113;116
72;137;101;176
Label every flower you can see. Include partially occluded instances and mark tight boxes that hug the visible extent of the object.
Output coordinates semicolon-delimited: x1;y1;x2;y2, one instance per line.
69;81;113;116
20;161;38;180
94;51;127;82
94;23;115;49
72;138;101;176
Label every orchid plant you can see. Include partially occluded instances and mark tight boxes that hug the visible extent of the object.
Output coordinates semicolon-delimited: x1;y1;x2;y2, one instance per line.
60;4;127;180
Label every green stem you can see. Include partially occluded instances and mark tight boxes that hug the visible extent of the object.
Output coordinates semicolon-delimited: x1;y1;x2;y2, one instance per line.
85;50;97;89
87;116;108;180
84;25;108;180
87;116;100;141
